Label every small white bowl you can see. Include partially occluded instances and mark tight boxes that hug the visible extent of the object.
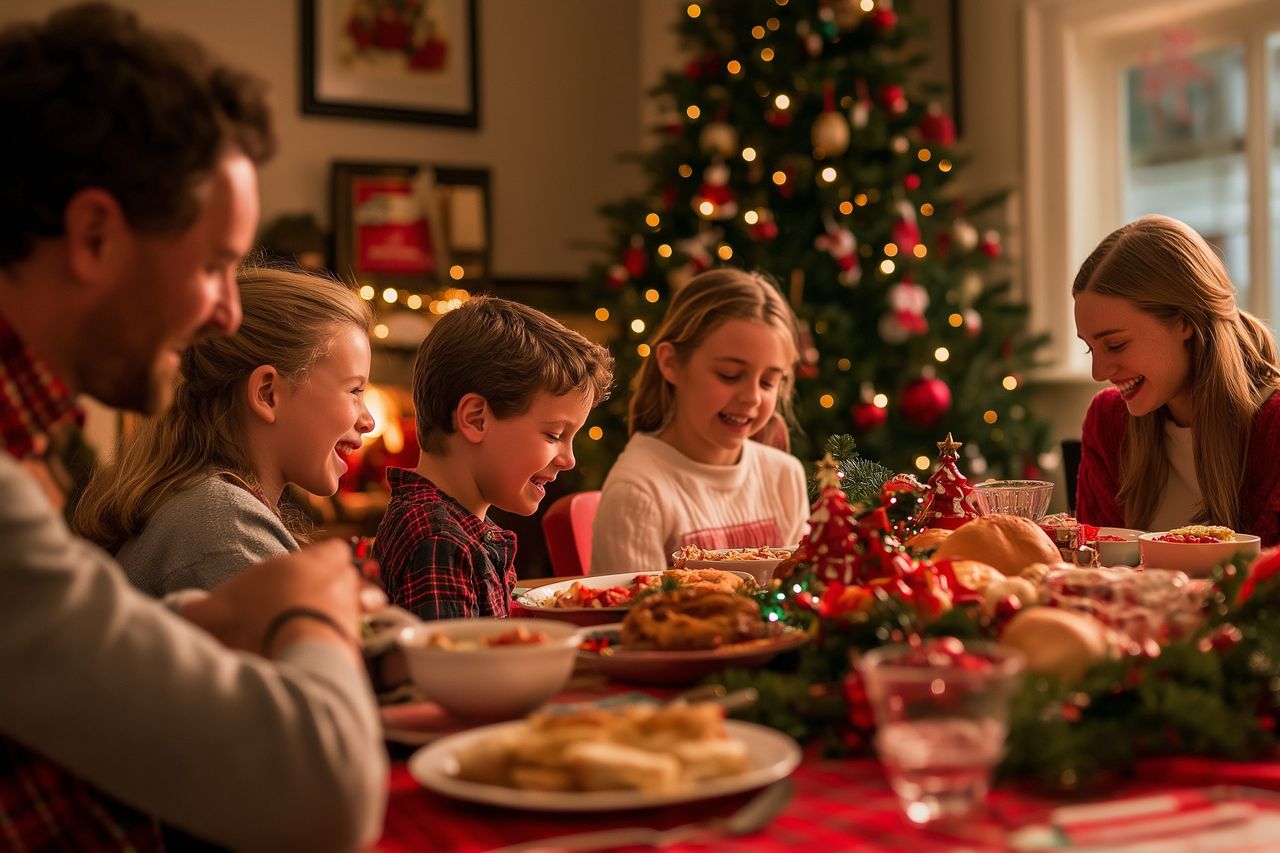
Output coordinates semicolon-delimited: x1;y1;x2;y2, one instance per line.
670;548;793;585
397;618;581;719
1139;532;1262;577
1092;527;1143;567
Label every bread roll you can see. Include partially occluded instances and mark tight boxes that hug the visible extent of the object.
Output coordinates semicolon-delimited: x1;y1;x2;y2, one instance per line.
999;607;1110;683
933;514;1059;575
906;528;953;554
947;559;1003;592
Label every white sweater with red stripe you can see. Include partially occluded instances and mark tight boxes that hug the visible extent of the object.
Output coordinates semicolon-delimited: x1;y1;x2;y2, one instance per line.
590;433;808;575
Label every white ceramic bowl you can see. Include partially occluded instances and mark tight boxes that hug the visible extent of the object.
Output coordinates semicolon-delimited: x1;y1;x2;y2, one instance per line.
1092;527;1143;567
397;618;582;719
670;548;793;585
1139;532;1261;577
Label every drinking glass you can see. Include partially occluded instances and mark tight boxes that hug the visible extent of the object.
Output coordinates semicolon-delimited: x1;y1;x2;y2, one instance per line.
857;640;1024;825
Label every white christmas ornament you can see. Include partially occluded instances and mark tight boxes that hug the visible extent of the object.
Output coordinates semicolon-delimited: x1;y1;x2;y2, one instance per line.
960;271;984;304
888;281;930;315
849;99;871;129
698;121;739;158
952;218;979;251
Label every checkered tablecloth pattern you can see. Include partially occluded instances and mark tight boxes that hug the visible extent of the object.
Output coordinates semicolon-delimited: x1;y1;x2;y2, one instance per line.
374;672;1280;852
377;748;1280;852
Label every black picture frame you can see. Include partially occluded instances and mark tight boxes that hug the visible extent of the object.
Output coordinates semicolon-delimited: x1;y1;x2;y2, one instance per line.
301;0;479;128
330;161;492;288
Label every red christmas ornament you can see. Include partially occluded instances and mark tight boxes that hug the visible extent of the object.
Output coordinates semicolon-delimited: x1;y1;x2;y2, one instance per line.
892;218;921;253
851;400;888;432
605;264;629;290
766;109;794;129
899;376;951;427
870;7;898;33
749;209;779;242
903;173;921;192
980;231;1003;259
879;83;907;115
918;105;957;148
622;238;648;278
919;433;980;530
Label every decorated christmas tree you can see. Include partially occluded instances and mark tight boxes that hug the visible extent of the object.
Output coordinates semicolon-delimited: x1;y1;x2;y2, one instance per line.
919;432;979;529
576;0;1051;485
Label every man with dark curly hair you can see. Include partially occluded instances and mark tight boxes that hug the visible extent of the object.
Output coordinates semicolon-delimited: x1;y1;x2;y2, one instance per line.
0;4;386;849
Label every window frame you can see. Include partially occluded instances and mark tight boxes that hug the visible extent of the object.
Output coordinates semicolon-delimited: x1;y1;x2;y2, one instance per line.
1023;0;1280;379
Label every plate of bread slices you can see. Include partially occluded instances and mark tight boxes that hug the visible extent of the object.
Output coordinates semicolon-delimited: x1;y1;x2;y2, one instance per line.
407;701;801;810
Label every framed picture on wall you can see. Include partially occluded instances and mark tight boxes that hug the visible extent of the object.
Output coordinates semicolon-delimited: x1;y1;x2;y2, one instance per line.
330;161;491;287
301;0;479;127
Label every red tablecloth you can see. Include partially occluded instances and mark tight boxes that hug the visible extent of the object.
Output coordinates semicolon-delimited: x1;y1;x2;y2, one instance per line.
376;747;1280;852
374;670;1280;852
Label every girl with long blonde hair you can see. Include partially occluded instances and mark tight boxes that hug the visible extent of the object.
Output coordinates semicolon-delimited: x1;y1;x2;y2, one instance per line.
590;268;809;574
1073;215;1280;543
74;266;375;594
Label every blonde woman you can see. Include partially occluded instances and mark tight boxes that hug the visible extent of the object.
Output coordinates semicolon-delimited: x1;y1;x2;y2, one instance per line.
75;267;375;594
590;269;808;575
1073;215;1280;544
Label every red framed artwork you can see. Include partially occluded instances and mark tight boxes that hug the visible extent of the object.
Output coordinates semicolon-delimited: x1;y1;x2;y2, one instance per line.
331;161;491;287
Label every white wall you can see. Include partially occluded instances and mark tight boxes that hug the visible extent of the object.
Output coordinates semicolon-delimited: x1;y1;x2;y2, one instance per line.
954;0;1098;505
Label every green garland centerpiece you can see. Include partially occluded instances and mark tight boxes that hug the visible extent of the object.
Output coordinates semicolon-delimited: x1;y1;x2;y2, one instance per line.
709;435;1280;792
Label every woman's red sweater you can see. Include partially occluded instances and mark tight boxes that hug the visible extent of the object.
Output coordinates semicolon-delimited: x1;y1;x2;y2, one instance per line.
1076;387;1280;547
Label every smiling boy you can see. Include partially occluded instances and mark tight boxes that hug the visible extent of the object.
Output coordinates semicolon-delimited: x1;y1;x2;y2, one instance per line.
375;296;613;619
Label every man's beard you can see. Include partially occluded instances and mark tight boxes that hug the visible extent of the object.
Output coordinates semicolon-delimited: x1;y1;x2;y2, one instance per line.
75;348;177;416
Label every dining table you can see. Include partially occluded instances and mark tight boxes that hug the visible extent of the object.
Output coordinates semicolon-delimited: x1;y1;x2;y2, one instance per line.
373;578;1280;852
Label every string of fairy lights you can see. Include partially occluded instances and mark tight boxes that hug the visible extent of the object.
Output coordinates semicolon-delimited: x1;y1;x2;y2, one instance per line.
356;273;473;342
585;0;1023;457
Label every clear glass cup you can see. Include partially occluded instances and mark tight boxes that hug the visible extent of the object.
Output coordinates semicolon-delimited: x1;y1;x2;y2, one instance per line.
970;480;1054;522
857;640;1024;825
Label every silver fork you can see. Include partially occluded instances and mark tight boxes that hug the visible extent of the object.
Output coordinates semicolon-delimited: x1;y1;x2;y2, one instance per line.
485;777;794;853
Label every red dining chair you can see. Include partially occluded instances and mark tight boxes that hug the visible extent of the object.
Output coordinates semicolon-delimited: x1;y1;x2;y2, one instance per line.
541;491;601;577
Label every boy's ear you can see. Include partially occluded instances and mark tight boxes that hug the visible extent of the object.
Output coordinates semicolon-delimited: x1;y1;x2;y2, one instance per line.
245;364;281;424
654;341;681;386
454;392;490;444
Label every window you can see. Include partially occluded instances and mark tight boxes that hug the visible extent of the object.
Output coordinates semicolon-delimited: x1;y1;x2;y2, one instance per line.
1024;0;1280;377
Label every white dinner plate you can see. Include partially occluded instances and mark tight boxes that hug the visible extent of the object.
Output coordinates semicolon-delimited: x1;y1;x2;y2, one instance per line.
407;718;802;812
514;571;757;625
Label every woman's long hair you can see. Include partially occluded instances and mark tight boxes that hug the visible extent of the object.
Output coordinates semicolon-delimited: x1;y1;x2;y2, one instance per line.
628;268;801;439
73;266;373;552
1072;215;1280;529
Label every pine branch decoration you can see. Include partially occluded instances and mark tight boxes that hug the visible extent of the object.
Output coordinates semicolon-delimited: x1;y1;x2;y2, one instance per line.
819;434;895;507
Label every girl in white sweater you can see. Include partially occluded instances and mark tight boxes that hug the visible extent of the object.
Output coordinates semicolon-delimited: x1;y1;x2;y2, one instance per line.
591;269;808;574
